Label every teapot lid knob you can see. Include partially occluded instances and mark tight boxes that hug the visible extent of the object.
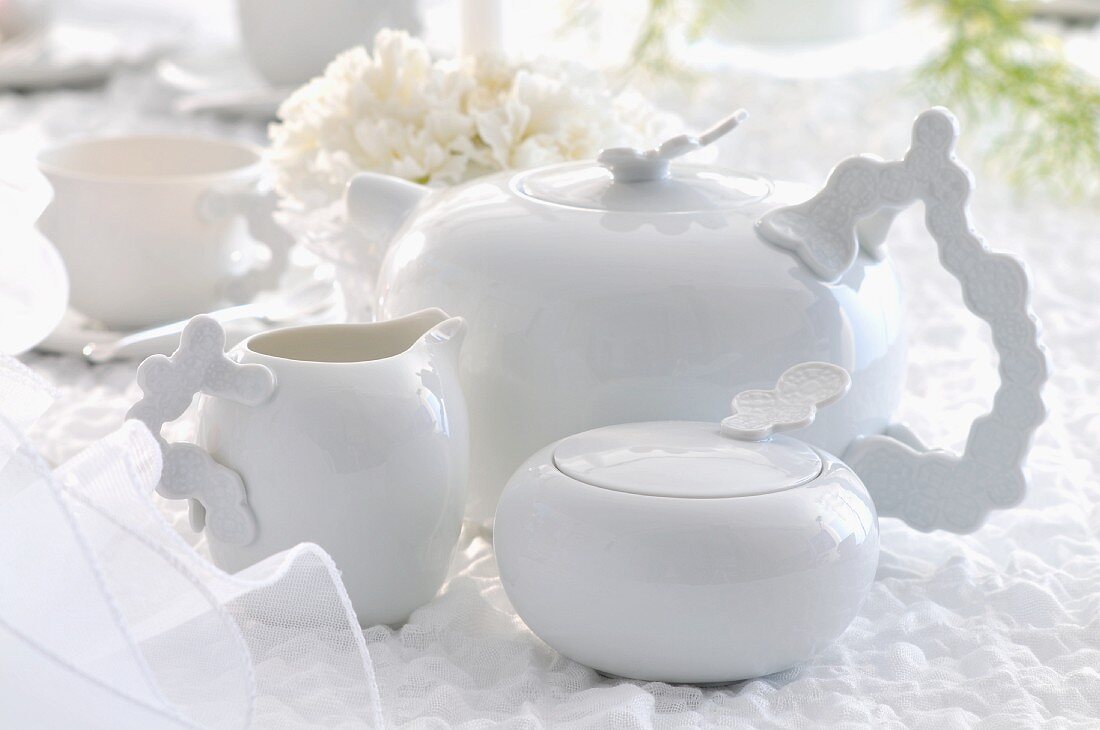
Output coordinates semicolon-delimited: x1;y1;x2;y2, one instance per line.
721;362;851;441
597;108;748;183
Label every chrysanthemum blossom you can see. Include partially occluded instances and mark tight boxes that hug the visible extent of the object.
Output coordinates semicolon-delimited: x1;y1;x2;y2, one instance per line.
268;29;678;206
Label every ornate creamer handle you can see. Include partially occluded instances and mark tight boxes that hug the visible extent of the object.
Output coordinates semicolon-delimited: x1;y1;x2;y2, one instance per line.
127;316;274;545
757;107;1048;533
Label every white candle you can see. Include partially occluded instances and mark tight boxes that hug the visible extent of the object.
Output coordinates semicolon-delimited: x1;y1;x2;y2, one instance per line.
459;0;503;57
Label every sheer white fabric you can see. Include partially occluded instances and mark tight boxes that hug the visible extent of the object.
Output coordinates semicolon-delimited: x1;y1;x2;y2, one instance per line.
0;355;382;729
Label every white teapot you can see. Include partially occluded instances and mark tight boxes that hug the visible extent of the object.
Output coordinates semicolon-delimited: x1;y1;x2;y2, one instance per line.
347;107;1048;532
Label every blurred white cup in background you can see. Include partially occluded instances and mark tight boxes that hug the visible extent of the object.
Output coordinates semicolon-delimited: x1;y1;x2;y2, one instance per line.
237;0;419;88
37;135;287;330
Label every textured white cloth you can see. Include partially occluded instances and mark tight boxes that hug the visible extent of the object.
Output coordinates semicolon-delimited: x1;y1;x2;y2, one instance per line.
20;130;1100;729
6;4;1100;727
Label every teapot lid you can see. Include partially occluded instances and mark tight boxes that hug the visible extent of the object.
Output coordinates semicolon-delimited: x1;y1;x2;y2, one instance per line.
552;422;823;498
514;163;770;213
511;109;771;213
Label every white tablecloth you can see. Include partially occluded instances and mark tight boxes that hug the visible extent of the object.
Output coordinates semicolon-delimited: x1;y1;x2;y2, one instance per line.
10;6;1100;727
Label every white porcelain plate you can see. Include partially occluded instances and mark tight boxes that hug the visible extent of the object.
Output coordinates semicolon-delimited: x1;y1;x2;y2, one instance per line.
689;11;944;79
157;46;292;120
0;25;168;90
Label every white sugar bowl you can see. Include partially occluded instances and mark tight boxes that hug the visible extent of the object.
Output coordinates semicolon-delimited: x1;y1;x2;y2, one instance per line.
494;363;879;683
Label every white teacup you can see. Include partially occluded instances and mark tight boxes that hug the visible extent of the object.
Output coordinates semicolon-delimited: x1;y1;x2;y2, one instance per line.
237;0;420;87
37;135;293;331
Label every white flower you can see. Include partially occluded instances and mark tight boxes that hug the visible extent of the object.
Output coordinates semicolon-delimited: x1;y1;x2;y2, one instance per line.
268;29;678;206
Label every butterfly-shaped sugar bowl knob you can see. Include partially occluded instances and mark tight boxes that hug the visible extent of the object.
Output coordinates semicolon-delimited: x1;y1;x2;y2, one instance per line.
721;362;851;442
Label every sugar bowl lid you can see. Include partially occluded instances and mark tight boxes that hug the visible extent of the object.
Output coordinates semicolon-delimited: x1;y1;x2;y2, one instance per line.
511;109;772;213
551;362;852;499
554;424;822;498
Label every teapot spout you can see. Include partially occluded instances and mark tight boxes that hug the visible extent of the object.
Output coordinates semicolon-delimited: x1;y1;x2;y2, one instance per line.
345;172;430;249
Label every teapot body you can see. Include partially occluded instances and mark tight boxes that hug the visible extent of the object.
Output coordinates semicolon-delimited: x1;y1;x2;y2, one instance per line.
375;174;906;523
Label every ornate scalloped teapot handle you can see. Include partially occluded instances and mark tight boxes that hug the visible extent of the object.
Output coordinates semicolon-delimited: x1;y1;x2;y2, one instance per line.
756;107;1048;533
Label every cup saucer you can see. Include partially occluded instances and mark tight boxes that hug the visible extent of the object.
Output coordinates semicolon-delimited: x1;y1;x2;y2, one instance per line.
0;24;172;90
0;225;68;355
37;263;346;362
157;46;293;120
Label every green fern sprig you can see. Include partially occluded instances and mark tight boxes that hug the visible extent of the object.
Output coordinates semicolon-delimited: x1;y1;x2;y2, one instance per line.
916;0;1100;199
560;0;1099;198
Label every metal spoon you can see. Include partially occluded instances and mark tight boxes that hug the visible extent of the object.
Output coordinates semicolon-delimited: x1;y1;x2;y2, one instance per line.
82;280;335;364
